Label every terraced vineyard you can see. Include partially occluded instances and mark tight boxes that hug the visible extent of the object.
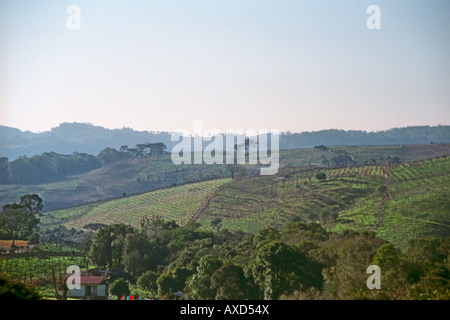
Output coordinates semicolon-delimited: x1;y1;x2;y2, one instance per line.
36;149;450;246
198;157;450;246
0;252;86;284
2;144;449;213
327;165;387;178
41;179;231;231
198;167;386;234
376;157;450;245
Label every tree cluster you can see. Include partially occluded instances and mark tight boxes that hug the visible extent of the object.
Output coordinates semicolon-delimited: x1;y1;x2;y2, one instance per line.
86;217;449;300
0;274;41;300
0;142;167;184
280;126;450;149
0;194;43;245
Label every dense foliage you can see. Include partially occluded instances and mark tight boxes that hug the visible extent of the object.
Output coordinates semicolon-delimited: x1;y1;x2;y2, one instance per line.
0;194;43;244
85;218;449;300
0;142;167;185
0;274;41;300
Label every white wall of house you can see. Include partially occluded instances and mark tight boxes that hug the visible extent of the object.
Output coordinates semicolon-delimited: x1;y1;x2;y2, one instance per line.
96;284;107;297
67;284;107;298
67;286;85;297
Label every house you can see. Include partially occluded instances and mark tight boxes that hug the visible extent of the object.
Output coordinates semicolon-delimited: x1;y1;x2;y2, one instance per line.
67;276;109;300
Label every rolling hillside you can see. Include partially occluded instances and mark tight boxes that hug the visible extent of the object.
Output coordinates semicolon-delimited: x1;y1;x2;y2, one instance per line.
2;143;449;212
0;155;232;212
38;155;450;248
40;178;231;232
198;156;450;246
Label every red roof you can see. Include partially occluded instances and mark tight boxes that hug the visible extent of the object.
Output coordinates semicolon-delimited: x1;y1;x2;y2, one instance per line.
80;276;105;284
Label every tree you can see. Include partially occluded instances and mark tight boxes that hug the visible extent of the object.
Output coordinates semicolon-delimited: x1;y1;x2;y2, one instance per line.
0;157;11;183
210;218;222;233
157;267;192;296
97;147;131;166
250;241;323;300
89;224;134;269
137;270;159;297
186;255;223;299
253;227;281;248
123;231;169;278
226;164;246;179
314;145;328;151
210;264;255;300
110;278;130;300
371;243;408;299
315;172;326;181
19;194;43;216
319;231;386;299
151;143;167;155
329;155;354;166
373;244;402;270
1;194;43;244
0;206;40;246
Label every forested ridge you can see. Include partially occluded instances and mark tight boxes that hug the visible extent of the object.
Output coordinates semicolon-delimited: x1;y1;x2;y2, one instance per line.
1;123;449;160
0;142;166;184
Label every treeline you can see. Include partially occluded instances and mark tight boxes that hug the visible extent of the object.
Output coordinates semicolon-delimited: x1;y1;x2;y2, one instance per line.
0;143;166;184
73;217;448;300
1;123;449;161
280;125;450;148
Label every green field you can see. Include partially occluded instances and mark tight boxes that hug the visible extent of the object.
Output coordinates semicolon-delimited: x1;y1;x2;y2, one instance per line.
1;144;449;213
198;166;385;234
198;157;450;246
5;144;450;248
0;243;89;298
376;157;450;245
41;178;231;231
39;155;450;247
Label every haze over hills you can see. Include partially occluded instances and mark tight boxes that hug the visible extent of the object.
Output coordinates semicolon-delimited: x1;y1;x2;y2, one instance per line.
1;122;450;160
0;123;175;161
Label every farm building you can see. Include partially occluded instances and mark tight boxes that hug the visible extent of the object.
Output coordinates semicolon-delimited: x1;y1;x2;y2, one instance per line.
67;276;109;300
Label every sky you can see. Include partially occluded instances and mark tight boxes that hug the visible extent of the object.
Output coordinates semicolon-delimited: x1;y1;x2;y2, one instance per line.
1;0;449;134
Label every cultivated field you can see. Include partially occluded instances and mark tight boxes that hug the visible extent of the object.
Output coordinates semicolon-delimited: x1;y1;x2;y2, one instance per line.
2;144;448;212
40;178;232;231
199;157;450;246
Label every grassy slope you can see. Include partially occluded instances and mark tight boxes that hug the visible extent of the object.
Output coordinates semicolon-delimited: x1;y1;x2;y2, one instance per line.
198;166;385;234
40;178;231;231
199;157;450;246
376;157;450;245
0;155;232;211
3;144;449;246
1;144;449;212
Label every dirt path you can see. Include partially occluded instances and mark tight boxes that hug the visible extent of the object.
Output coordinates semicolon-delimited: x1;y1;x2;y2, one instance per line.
189;191;218;222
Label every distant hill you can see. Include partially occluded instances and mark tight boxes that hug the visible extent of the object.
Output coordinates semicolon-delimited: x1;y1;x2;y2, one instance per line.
280;125;450;148
0;122;176;160
1;123;449;160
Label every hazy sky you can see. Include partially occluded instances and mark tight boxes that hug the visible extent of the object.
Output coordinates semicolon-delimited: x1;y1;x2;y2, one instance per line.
1;0;449;133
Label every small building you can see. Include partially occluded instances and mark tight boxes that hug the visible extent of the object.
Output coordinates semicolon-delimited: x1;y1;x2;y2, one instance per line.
67;276;109;300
